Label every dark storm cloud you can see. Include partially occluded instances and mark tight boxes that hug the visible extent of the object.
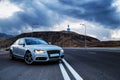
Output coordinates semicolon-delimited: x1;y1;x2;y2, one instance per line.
0;13;24;33
0;0;120;34
41;0;120;29
0;0;63;34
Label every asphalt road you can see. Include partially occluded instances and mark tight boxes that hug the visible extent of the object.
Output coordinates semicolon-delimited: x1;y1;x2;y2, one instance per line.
0;48;120;80
0;52;63;80
64;49;120;80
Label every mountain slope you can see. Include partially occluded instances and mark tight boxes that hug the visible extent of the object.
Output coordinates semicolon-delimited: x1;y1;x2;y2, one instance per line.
0;31;100;48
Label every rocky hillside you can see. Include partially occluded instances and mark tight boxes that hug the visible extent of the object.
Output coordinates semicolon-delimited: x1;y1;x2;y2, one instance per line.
88;41;120;47
0;31;99;48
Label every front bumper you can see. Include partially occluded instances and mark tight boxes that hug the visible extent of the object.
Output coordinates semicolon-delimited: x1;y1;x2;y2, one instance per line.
32;50;64;62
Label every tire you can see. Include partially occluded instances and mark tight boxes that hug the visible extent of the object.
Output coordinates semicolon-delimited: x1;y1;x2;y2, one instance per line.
9;50;15;60
24;52;33;65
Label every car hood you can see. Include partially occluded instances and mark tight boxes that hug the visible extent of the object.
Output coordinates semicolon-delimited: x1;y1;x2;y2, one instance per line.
25;45;62;50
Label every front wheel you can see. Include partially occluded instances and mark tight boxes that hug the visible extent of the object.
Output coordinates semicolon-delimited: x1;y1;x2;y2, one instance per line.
24;52;33;65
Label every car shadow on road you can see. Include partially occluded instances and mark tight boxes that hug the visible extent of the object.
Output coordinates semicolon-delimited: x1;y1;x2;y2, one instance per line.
10;58;59;66
0;54;59;67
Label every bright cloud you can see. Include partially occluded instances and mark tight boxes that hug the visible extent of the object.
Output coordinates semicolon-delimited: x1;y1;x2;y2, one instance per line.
0;0;22;18
112;0;120;13
111;29;120;40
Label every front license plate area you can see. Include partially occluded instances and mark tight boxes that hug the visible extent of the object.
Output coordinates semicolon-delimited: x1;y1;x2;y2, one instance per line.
50;53;59;57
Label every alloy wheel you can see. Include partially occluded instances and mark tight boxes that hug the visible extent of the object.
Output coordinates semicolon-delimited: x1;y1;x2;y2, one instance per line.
24;52;33;64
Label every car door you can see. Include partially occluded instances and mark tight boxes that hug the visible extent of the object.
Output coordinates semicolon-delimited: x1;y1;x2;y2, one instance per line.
17;39;26;57
12;40;19;55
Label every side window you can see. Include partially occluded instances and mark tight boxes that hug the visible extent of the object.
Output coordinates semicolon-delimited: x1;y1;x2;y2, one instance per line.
18;39;25;45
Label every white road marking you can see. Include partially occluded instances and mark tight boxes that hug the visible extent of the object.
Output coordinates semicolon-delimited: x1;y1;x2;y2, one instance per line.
62;59;84;80
59;63;71;80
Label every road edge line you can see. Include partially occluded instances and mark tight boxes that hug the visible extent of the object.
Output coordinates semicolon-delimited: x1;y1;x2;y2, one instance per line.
63;59;83;80
59;62;71;80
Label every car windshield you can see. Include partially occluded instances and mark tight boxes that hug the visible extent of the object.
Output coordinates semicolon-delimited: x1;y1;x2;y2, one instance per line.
25;38;48;45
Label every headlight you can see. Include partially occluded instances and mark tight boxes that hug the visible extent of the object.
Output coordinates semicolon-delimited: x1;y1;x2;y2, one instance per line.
34;50;45;54
60;49;64;53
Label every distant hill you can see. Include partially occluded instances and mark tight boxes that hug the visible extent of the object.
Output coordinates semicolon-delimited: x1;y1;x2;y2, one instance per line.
0;33;13;39
0;31;100;48
88;41;120;47
1;31;120;48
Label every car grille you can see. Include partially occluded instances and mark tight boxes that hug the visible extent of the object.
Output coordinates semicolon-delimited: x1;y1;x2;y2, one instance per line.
47;50;60;58
47;50;60;54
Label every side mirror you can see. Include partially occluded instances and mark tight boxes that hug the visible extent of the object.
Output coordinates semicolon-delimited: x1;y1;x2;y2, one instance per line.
19;43;25;47
22;43;25;47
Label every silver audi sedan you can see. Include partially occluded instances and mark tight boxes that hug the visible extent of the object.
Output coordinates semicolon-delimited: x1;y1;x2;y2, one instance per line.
10;37;64;64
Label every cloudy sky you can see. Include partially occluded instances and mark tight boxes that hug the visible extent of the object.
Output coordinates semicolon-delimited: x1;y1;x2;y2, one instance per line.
0;0;120;41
